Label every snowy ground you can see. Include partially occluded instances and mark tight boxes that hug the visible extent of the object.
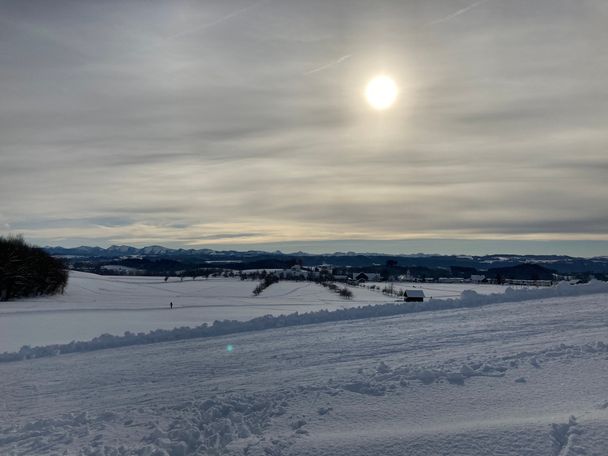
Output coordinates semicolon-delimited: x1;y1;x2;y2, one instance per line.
1;286;607;455
0;272;512;352
363;281;519;299
0;272;387;352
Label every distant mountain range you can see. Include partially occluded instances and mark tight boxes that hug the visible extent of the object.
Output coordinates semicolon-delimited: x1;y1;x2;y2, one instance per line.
43;245;608;275
45;244;279;258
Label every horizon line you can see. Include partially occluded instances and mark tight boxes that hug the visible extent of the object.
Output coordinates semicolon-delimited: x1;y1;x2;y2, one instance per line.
38;238;608;259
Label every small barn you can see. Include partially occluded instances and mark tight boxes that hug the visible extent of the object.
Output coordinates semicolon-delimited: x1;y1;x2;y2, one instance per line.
404;289;425;302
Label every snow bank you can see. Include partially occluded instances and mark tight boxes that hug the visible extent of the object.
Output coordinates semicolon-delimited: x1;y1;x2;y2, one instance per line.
440;279;608;308
2;280;607;363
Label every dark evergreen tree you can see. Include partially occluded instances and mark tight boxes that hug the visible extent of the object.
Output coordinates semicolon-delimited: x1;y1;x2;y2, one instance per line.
0;235;69;301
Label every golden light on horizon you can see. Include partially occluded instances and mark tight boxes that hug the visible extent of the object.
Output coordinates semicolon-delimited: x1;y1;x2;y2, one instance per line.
364;75;398;110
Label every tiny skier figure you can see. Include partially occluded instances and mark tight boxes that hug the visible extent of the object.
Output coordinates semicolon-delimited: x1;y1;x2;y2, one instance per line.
170;301;173;309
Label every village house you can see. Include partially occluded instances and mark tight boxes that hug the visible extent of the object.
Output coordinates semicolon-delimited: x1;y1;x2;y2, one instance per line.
353;272;382;283
404;289;425;302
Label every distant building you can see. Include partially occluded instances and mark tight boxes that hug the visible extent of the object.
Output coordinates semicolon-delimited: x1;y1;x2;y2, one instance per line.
437;277;465;283
398;269;414;281
280;266;307;279
99;265;145;275
470;274;485;283
404;289;425;302
354;272;381;283
309;271;321;279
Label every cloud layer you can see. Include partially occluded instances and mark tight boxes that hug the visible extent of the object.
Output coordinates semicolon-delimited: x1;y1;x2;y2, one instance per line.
1;0;607;250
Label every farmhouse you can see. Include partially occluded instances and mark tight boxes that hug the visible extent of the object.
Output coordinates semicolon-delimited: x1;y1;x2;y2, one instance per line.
404;289;425;302
354;272;381;283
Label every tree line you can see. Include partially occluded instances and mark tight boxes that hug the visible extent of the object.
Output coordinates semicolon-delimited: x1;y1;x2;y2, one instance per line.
0;235;69;301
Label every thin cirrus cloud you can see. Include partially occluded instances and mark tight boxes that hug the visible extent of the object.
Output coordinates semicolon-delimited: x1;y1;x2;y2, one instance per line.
0;0;607;255
427;0;493;26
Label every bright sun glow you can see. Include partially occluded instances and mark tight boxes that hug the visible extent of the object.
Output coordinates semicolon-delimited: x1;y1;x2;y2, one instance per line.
365;75;398;110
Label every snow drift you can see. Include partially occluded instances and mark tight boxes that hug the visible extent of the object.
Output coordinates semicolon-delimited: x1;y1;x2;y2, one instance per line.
2;280;607;363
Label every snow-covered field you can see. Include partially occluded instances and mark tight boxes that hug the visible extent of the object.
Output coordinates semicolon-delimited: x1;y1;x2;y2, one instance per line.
0;272;391;352
1;274;607;455
0;272;513;353
363;281;518;299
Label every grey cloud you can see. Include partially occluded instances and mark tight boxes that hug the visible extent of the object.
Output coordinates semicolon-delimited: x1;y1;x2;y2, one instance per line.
1;0;607;248
195;232;261;240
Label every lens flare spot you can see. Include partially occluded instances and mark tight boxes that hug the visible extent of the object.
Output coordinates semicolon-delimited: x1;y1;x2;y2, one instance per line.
226;344;234;353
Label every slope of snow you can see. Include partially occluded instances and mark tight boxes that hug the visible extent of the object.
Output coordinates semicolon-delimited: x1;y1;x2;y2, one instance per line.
2;279;607;364
0;272;390;352
1;290;607;455
0;272;602;355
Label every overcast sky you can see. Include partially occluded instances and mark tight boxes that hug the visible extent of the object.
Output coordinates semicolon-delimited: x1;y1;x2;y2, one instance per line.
1;0;607;255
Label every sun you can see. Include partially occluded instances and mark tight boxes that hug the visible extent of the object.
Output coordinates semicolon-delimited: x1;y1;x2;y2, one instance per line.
365;75;398;110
